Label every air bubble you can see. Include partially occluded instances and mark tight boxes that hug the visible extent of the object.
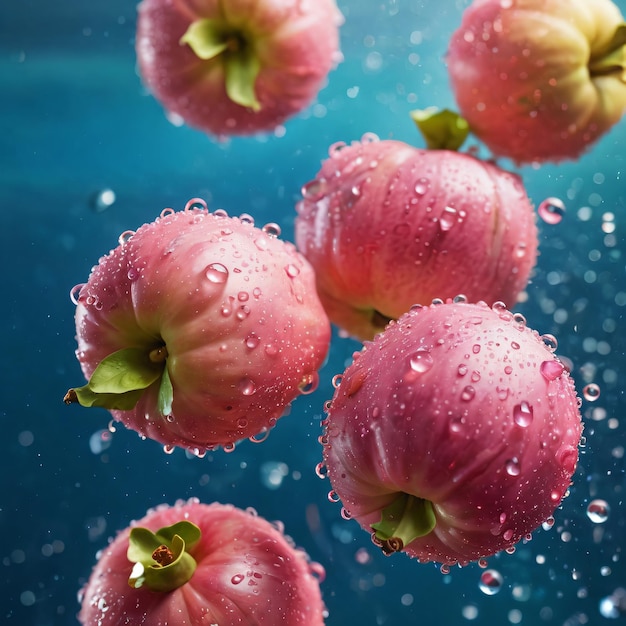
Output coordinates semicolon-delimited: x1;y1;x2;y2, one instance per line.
479;569;503;595
231;574;245;585
301;179;328;200
204;263;229;284
184;197;208;212
538;197;566;224
298;372;319;395
453;294;468;303
583;383;600;401
461;385;476;401
540;334;558;351
327;490;340;503
69;284;86;305
361;132;380;143
239;213;255;225
160;207;175;219
587;499;610;523
315;462;328;479
328;141;347;157
262;223;281;238
118;230;135;245
249;428;270;444
331;374;343;389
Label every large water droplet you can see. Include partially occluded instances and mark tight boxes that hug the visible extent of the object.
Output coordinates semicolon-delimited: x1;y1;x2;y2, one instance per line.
439;206;458;232
538;197;566;224
513;401;533;427
205;262;229;284
231;573;245;585
479;569;503;595
409;349;434;373
505;458;521;476
239;378;256;396
301;179;328;201
540;360;565;381
285;264;300;278
461;385;475;401
583;383;601;402
586;499;610;523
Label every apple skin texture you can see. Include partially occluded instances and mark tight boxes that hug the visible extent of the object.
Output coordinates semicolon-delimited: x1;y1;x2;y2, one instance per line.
136;0;343;136
78;500;326;625
447;0;626;163
72;206;330;452
322;300;582;566
295;136;537;341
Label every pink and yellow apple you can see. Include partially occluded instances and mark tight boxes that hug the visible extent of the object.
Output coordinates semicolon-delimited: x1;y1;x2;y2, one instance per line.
447;0;626;163
321;300;582;566
136;0;343;136
78;500;326;625
65;202;330;454
295;136;538;341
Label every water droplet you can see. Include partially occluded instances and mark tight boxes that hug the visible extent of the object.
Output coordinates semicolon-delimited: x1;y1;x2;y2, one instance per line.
184;197;208;212
513;401;533;427
414;178;429;195
301;179;328;200
472;344;481;354
331;374;343;389
461;385;476;401
513;312;526;327
510;341;520;350
453;294;468;303
457;364;468;377
587;499;610;523
327;490;340;503
213;208;228;218
163;444;175;455
315;462;328;479
505;458;521;476
91;188;116;212
236;305;251;320
479;569;503;595
409;349;434;373
245;333;260;349
69;283;86;305
538;197;566;224
328;141;347;157
439;206;458;231
249;428;270;444
239;213;255;225
205;262;229;284
239;378;256;396
231;573;245;585
361;132;380;143
299;372;319;395
160;207;175;219
118;230;135;245
238;291;249;302
583;383;601;402
540;360;565;381
449;416;465;434
285;264;300;278
262;222;281;238
540;333;558;351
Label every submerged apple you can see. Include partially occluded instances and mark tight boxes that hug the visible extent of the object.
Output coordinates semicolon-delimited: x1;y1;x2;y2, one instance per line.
64;200;330;453
447;0;626;163
295;135;537;341
78;500;326;625
136;0;343;136
321;299;582;566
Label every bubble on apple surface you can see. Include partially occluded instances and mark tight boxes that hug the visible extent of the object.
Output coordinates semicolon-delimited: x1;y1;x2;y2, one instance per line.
118;230;135;245
513;401;533;427
409;348;434;373
479;569;503;595
262;222;281;238
69;283;86;305
439;206;459;232
586;499;610;523
301;178;328;201
505;458;521;476
538;197;566;225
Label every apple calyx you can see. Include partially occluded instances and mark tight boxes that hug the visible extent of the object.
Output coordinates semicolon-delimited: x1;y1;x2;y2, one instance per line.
370;492;436;556
63;345;174;416
180;18;261;110
127;521;201;592
410;107;470;151
589;23;626;80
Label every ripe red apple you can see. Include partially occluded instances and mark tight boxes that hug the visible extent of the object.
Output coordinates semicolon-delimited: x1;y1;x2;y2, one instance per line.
136;0;343;136
447;0;626;163
321;300;582;566
64;202;330;454
78;500;326;625
294;135;538;341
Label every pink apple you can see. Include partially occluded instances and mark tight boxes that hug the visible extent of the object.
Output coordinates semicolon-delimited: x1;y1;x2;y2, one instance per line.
64;201;330;454
447;0;626;163
295;135;538;341
321;300;582;566
136;0;343;136
78;499;326;625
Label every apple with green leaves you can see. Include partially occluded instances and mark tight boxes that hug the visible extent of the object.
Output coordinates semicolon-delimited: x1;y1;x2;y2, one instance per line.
136;0;343;136
64;202;330;454
295;133;537;341
321;299;582;566
447;0;626;163
78;500;326;625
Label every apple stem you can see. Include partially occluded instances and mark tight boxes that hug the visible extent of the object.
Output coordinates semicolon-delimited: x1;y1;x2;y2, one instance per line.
589;24;626;79
149;345;168;363
152;544;176;566
370;492;437;556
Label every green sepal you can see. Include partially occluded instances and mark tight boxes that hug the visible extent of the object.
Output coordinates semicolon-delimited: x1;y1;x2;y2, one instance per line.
180;18;230;60
180;17;261;110
410;107;470;151
589;23;626;80
371;492;436;554
127;521;201;593
70;385;146;410
158;366;174;417
87;347;163;394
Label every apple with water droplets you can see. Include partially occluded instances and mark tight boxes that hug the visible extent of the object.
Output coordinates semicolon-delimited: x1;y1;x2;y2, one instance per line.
78;500;326;625
321;300;582;565
64;202;330;453
295;135;538;341
136;0;343;136
447;0;626;163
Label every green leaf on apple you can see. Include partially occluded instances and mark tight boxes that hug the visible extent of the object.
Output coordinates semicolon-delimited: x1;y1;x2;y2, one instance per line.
410;107;470;151
224;49;261;110
158;366;174;417
127;521;201;592
180;19;230;60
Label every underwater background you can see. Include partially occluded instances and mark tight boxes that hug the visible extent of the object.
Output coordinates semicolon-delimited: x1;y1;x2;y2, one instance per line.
2;0;626;624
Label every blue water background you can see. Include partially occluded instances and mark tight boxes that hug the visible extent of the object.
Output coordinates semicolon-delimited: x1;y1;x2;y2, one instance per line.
2;0;626;624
